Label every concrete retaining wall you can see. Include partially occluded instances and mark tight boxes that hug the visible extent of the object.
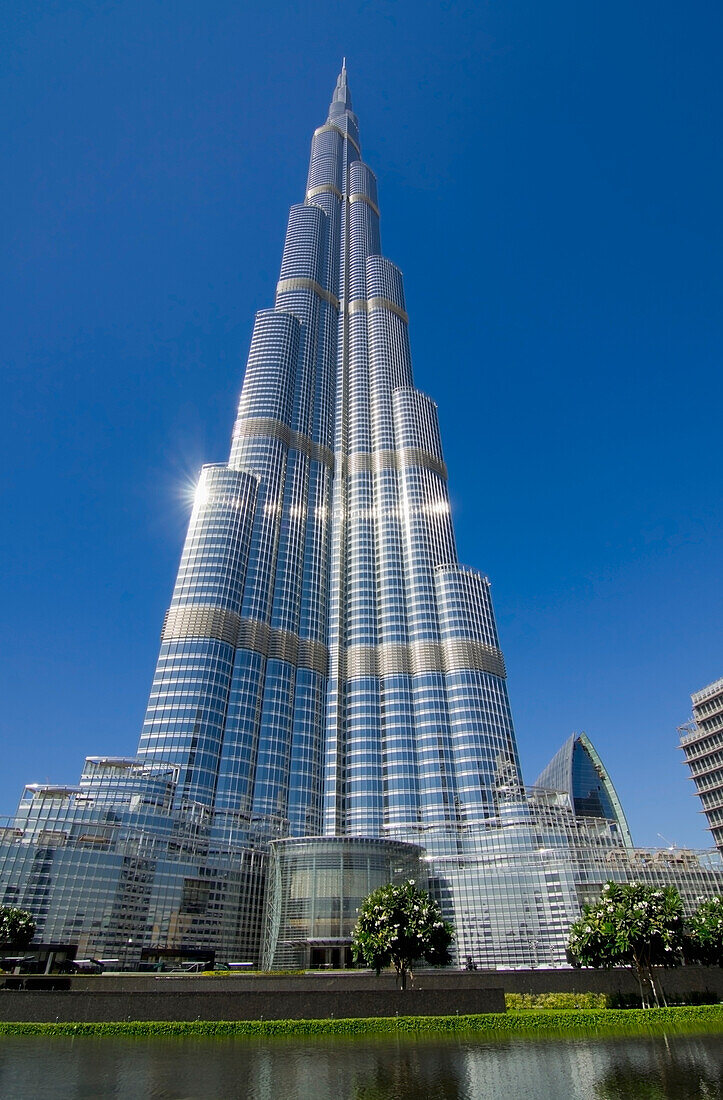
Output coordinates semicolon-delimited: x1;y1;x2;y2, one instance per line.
496;966;723;999
0;967;721;1022
0;982;504;1022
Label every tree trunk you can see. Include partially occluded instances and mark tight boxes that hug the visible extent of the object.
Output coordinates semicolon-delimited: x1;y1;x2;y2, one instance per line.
641;963;660;1008
635;968;648;1008
650;968;668;1008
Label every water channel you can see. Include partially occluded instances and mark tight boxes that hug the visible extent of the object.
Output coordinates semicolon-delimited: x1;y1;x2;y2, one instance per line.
0;1031;721;1099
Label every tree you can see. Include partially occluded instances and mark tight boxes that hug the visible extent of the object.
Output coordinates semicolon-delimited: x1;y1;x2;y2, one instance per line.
351;880;454;988
0;906;36;949
566;881;684;1007
687;895;723;966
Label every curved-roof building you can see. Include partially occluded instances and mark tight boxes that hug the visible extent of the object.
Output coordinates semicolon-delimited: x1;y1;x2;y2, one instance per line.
534;731;634;848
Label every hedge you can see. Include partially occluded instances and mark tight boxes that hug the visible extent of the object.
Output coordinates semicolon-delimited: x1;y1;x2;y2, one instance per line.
505;992;607;1011
199;970;306;978
0;1005;722;1040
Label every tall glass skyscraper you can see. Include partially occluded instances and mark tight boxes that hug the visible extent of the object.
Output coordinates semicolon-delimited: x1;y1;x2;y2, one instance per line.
2;67;722;969
135;62;521;857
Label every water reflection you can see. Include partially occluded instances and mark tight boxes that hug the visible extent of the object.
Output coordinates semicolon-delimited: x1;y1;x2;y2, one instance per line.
592;1034;722;1100
353;1045;463;1099
0;1032;720;1099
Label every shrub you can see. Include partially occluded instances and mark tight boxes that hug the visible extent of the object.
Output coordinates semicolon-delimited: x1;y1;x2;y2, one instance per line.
567;881;684;1007
505;992;607;1010
352;880;454;988
0;906;36;948
687;896;723;966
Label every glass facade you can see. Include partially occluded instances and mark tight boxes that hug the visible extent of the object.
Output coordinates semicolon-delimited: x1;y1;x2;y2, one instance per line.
430;787;723;969
0;763;266;966
2;66;723;968
535;732;634;848
262;837;424;969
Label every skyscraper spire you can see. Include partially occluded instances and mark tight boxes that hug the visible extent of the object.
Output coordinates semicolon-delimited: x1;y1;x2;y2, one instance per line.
330;59;352;113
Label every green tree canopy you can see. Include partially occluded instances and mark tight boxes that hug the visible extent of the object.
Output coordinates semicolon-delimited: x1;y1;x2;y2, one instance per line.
351;880;454;988
687;894;723;966
567;881;684;1007
0;906;36;949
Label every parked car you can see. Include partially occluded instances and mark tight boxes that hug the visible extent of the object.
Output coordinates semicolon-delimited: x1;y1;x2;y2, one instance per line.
0;956;36;973
71;958;104;974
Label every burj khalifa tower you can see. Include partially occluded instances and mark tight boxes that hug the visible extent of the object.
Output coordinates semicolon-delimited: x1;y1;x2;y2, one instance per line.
136;61;521;857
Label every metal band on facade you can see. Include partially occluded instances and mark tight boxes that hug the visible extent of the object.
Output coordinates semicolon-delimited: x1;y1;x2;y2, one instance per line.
238;620;328;675
345;450;387;474
233;417;334;470
314;123;361;154
236;617;270;654
162;606;241;648
341;640;506;680
298;638;329;673
378;643;410;675
345;297;409;324
306;184;343;200
372;451;400;474
163;607;328;675
345;646;378;678
267;628;299;665
368;296;409;323
399;446;447;480
276;277;340;310
341;447;447;481
410;642;439;676
348;192;381;217
442;640;506;679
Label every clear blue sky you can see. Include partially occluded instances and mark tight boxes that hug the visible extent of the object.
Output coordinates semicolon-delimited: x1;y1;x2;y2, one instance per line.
2;1;721;848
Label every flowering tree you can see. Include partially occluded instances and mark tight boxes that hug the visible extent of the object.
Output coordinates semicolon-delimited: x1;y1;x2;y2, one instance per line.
567;881;684;1007
687;895;723;966
0;906;36;949
351;880;454;988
